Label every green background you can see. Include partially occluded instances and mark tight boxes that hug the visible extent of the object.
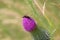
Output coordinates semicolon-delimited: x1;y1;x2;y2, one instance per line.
0;0;60;40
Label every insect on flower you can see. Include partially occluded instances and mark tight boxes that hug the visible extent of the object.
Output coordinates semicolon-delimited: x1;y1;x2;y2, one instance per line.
22;16;36;32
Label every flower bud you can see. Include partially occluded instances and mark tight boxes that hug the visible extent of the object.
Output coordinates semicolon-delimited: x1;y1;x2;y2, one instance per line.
22;16;36;32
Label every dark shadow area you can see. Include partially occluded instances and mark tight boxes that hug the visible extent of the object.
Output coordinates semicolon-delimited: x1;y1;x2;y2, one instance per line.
31;26;50;40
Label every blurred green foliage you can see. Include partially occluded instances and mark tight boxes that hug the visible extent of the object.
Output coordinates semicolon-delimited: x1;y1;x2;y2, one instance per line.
0;0;60;40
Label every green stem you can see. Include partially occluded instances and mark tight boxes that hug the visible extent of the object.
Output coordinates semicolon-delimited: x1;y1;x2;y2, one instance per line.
31;27;50;40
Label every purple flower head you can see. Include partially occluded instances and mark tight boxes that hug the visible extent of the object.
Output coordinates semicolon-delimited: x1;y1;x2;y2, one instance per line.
22;16;36;32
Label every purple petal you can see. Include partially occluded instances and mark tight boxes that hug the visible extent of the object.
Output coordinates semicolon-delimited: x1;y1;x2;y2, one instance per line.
22;16;36;32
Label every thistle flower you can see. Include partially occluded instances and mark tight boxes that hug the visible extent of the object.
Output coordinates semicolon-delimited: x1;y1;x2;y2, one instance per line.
22;16;50;40
22;16;36;32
